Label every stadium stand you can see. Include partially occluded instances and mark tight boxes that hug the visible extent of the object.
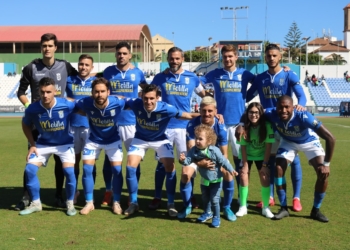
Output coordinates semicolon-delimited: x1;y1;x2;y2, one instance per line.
0;75;23;106
308;78;350;106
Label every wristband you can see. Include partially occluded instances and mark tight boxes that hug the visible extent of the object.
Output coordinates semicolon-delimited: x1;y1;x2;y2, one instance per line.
323;161;330;167
262;162;268;167
24;102;30;108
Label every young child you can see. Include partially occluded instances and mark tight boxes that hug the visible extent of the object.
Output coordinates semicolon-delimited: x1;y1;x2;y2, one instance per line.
236;102;275;218
179;124;237;228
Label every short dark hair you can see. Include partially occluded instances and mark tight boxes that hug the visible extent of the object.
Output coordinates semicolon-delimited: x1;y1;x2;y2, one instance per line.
265;43;280;52
167;47;184;58
41;33;58;46
79;54;94;63
39;77;55;87
92;77;110;90
277;95;293;104
115;42;131;52
142;84;161;96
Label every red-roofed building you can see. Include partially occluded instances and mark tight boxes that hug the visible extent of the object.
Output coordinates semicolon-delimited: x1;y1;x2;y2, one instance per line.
0;24;154;63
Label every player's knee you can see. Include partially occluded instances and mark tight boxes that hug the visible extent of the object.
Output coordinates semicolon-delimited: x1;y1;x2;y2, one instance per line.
181;170;192;183
220;168;233;181
259;170;269;182
25;163;39;179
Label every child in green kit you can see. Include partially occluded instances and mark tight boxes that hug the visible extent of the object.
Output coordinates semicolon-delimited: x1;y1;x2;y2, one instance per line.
236;102;275;218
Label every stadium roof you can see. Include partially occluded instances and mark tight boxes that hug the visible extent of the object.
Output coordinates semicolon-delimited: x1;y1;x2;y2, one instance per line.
312;43;350;53
0;25;152;42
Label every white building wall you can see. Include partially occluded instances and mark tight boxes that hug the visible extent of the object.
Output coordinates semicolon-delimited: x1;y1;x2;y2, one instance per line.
300;65;350;79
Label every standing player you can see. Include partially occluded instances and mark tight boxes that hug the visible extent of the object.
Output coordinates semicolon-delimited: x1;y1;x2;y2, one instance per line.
265;96;335;222
16;33;78;210
246;43;307;212
76;77;126;215
66;54;96;204
148;47;205;210
199;44;255;218
122;84;200;217
101;42;147;206
177;96;237;221
19;77;76;216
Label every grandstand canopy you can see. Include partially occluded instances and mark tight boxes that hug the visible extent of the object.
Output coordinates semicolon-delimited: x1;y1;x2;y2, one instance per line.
0;25;154;62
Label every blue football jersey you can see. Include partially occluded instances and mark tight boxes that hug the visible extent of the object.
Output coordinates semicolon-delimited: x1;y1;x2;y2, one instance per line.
66;75;95;128
22;98;75;146
152;70;200;129
247;70;306;108
186;116;228;147
200;68;255;126
76;96;125;144
126;98;183;141
103;66;146;126
265;108;322;144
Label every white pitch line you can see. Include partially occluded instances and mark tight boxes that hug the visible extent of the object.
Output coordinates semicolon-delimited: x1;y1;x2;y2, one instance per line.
323;123;350;128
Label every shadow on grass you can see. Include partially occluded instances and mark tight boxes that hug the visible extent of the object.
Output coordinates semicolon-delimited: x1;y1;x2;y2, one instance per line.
3;187;315;221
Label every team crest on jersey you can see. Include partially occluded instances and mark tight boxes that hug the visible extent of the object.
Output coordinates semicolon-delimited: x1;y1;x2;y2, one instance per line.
38;114;41;118
58;111;64;118
110;109;116;116
131;74;136;81
279;78;285;86
56;73;61;81
185;77;190;84
139;111;142;115
91;111;94;115
156;114;162;121
237;74;242;81
294;126;299;132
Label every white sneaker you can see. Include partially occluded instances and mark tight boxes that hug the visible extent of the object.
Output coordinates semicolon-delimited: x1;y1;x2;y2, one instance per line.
66;200;77;216
262;207;274;218
80;201;94;215
235;206;248;217
112;201;123;215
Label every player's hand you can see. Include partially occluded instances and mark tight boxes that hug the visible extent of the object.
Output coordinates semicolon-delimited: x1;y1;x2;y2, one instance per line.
197;158;215;170
259;164;270;178
26;146;39;162
294;104;306;111
282;65;291;71
235;125;245;141
317;165;330;179
215;114;225;124
232;170;239;176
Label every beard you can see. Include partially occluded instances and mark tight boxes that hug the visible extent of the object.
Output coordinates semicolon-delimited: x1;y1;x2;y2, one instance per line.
95;97;107;106
169;63;182;73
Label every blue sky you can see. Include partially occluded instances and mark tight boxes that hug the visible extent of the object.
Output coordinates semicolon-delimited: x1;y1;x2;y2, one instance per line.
0;0;349;51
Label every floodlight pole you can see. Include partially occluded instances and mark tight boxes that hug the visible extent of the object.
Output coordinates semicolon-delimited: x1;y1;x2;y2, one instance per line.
220;6;249;40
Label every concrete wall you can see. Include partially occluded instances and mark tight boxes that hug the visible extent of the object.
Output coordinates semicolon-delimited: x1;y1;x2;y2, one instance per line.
300;65;349;79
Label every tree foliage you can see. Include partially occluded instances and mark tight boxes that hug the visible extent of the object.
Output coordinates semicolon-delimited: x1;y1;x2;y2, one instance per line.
284;22;303;61
184;50;208;62
323;53;347;65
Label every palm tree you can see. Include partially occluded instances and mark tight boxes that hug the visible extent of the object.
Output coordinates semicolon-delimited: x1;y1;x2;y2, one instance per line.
323;53;347;65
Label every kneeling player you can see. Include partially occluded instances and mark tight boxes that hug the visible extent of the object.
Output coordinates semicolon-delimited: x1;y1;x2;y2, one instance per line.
76;77;125;215
20;77;77;216
265;96;335;222
122;84;200;217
